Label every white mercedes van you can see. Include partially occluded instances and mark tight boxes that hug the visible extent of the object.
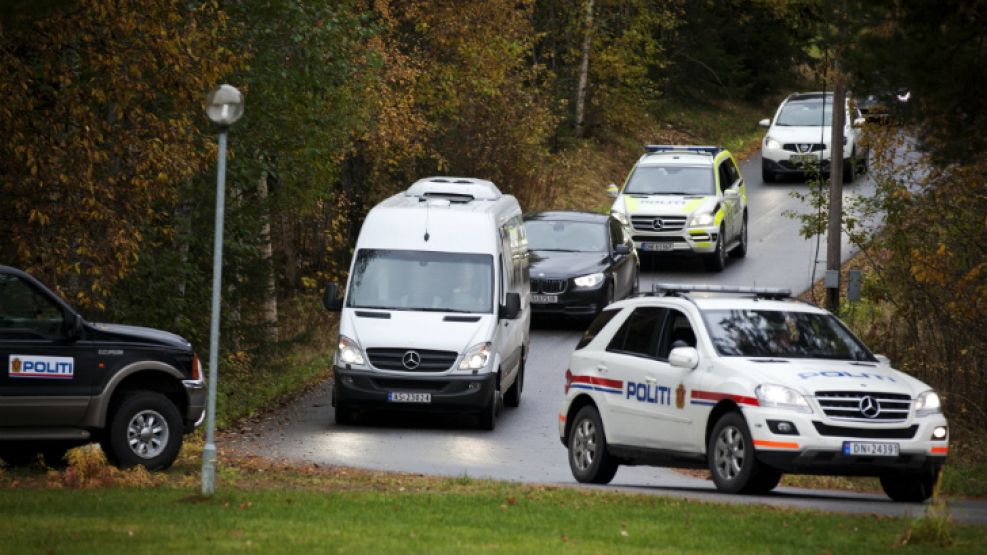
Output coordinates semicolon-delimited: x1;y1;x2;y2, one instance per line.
322;177;530;430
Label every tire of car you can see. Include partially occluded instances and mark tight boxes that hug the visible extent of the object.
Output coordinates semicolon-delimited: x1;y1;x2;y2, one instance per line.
0;441;42;466
707;412;779;494
730;214;748;258
880;469;940;502
704;225;728;272
631;265;640;295
477;379;501;431
503;353;524;408
103;391;183;470
842;150;856;183
761;160;776;183
567;405;619;484
332;379;356;425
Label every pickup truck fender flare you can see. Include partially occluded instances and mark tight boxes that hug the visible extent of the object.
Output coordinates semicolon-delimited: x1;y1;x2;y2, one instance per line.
81;361;184;428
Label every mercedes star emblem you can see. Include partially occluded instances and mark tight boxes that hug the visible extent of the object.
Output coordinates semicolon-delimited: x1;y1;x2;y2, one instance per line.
652;218;664;230
402;350;422;370
859;395;881;418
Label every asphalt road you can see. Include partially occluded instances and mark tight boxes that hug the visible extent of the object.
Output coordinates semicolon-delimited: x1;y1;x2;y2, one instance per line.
233;153;987;524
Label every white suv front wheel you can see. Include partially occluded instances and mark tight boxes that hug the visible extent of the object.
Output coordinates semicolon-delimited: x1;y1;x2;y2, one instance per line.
708;412;781;494
567;405;619;484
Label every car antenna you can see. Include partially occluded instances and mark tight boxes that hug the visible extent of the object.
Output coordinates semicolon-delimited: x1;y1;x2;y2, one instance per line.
424;197;431;242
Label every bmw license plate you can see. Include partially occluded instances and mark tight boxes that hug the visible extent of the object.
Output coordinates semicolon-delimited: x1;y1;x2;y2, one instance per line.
531;294;558;304
843;441;899;457
387;392;431;403
641;242;674;252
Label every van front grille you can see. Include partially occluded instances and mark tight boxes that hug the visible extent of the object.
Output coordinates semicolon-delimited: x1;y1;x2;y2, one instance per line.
366;348;458;372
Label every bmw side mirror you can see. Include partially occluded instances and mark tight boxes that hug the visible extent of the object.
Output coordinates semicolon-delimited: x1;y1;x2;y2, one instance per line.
669;346;699;370
322;282;343;311
500;292;521;320
606;183;619;199
758;118;771;128
614;244;631;256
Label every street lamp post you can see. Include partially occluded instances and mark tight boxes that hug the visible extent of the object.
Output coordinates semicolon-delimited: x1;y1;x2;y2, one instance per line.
201;84;244;496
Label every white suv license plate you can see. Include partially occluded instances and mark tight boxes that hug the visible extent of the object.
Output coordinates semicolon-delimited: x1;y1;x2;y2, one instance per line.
387;392;431;404
641;242;675;252
843;441;899;457
531;294;558;304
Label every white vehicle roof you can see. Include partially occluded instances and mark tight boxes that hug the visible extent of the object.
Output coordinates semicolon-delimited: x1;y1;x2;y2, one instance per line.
636;152;715;167
606;292;827;315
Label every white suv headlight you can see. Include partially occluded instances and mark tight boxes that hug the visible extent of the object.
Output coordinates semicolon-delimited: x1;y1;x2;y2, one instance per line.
337;335;365;365
915;390;942;417
688;212;715;227
459;342;491;370
764;136;782;150
755;384;812;413
573;272;605;288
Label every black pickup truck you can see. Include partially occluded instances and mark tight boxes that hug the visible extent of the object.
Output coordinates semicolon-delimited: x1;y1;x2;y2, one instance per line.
0;265;205;469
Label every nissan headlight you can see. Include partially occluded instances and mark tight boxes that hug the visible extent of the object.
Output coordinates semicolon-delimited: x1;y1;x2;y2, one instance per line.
573;272;605;288
459;342;491;370
755;384;812;413
611;210;629;226
915;390;942;417
337;335;365;366
689;212;715;227
764;136;782;150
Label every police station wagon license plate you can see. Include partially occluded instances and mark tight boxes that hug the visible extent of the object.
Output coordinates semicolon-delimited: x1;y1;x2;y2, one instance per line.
387;392;431;403
531;294;558;304
843;441;899;457
640;242;675;252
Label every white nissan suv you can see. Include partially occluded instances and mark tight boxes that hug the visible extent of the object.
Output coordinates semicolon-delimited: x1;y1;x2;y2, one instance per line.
558;284;948;502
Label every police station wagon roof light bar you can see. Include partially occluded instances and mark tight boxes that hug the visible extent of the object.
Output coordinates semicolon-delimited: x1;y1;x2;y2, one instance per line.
649;282;793;300
643;145;724;156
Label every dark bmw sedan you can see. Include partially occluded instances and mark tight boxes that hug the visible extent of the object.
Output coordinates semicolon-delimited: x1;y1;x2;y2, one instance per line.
523;211;639;319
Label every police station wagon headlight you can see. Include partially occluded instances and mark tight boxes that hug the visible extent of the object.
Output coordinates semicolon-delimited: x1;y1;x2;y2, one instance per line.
688;212;715;227
755;384;812;413
459;342;491;370
764;136;782;150
915;390;942;417
337;335;365;366
573;272;605;288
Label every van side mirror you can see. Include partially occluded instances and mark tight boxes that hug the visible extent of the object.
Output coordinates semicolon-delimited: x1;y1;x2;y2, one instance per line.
322;283;343;311
758;118;771;128
500;292;521;320
63;312;83;341
669;346;699;370
614;244;631;256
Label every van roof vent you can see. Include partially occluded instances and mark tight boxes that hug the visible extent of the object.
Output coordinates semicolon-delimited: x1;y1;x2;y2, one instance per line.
406;177;502;202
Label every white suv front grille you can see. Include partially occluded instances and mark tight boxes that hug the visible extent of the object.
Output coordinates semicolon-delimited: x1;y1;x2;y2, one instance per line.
814;391;911;423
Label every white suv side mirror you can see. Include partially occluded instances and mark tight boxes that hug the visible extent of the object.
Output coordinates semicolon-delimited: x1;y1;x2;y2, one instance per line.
874;354;891;366
606;183;619;199
853;117;866;128
758;118;771;128
669;346;699;370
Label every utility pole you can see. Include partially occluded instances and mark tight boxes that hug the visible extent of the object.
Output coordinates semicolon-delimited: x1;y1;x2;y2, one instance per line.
825;10;847;314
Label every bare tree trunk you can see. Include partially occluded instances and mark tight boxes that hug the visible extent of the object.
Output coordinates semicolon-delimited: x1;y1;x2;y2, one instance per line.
574;0;594;137
257;170;279;342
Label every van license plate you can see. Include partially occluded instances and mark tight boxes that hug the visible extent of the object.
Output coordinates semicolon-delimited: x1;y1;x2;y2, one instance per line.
843;441;899;457
387;392;431;403
531;294;559;304
641;242;674;252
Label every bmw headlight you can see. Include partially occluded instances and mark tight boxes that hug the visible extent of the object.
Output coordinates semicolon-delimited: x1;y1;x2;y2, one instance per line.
915;390;942;417
611;210;629;226
337;335;365;366
573;272;605;288
459;342;491;370
764;136;782;150
755;384;812;413
689;212;715;227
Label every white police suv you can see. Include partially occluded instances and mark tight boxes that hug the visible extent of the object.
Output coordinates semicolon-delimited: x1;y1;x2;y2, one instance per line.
608;146;747;272
558;284;948;502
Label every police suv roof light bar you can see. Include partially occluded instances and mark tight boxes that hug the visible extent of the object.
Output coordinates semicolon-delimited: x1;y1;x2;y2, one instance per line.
644;145;723;156
651;283;792;300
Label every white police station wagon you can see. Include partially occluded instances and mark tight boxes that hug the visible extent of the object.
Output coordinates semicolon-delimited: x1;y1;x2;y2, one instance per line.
558;284;949;502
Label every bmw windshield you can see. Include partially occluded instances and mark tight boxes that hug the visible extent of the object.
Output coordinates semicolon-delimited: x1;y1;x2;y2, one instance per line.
623;166;714;196
347;249;493;313
703;309;875;361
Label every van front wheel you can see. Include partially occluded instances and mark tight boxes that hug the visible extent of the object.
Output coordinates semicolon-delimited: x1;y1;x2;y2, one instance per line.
477;383;501;431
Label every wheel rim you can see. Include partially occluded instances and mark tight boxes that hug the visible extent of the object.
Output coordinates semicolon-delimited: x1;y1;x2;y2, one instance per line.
126;409;169;459
714;425;745;481
571;418;598;472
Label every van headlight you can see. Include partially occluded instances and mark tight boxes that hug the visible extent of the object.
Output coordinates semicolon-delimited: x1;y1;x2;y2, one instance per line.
915;390;942;417
764;136;782;150
337;335;365;366
459;342;491;370
611;210;629;226
573;272;605;288
688;212;715;227
755;384;812;413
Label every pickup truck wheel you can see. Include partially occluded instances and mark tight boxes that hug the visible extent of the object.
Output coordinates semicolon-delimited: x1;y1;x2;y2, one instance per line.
708;412;778;494
568;406;619;484
105;391;183;470
0;441;41;466
880;469;939;502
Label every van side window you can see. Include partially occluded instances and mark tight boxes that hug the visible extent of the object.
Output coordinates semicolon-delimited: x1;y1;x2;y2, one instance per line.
606;307;667;359
657;309;697;360
576;308;620;350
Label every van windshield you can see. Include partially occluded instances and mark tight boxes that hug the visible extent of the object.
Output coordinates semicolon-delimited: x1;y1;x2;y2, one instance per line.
702;309;875;361
347;249;494;314
623;166;714;196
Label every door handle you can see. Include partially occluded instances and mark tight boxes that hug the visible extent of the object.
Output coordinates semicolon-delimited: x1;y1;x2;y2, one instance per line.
596;364;608;373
